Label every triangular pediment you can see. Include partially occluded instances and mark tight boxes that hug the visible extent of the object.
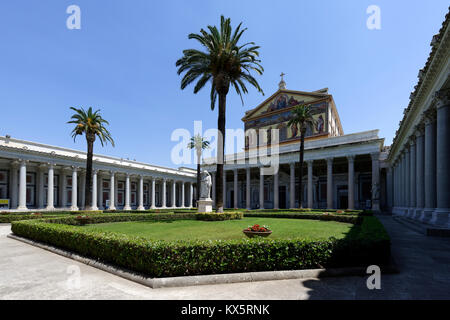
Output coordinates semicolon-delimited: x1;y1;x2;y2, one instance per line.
242;89;330;121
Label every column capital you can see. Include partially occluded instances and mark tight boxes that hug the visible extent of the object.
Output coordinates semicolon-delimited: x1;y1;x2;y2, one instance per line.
71;165;79;172
326;157;333;165
424;108;437;124
370;152;380;161
415;123;425;136
347;155;355;162
62;166;72;173
433;88;450;109
306;159;314;166
409;135;416;145
18;159;29;165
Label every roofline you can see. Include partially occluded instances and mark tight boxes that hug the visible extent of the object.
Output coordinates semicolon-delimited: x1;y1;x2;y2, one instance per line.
241;88;330;121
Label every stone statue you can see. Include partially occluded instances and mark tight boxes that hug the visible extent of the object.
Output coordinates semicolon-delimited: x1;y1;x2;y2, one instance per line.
200;170;212;200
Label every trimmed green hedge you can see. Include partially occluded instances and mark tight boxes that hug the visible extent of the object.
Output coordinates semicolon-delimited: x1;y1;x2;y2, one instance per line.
10;214;390;277
195;212;243;221
243;212;362;223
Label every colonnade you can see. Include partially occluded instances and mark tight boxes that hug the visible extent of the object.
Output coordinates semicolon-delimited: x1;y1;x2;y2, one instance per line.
390;89;450;226
6;161;195;211
209;153;380;211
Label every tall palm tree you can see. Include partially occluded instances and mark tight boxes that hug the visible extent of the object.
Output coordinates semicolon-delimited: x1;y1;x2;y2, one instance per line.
176;15;264;212
68;107;114;210
187;134;210;203
288;104;316;208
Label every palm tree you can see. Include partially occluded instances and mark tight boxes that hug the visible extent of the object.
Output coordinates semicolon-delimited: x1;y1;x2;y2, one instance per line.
187;134;210;204
68;107;114;210
288;104;316;208
176;15;264;212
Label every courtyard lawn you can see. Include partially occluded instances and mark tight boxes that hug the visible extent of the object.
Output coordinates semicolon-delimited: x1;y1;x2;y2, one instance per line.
84;218;353;241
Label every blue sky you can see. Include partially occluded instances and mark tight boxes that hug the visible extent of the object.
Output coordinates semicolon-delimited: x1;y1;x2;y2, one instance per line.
0;0;448;168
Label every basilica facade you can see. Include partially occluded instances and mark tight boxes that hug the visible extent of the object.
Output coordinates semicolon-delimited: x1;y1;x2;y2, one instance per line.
202;81;387;212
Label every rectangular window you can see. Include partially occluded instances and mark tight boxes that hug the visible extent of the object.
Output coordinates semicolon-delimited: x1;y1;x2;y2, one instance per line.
0;170;8;200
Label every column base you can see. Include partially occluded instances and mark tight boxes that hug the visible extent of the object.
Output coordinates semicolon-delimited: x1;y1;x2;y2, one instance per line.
70;206;79;211
137;206;145;211
430;208;450;227
46;206;55;211
150;205;156;209
16;206;28;211
419;208;434;223
371;201;380;213
412;208;423;220
123;206;132;211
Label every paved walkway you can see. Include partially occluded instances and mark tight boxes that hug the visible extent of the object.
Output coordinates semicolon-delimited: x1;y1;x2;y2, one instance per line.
1;216;449;300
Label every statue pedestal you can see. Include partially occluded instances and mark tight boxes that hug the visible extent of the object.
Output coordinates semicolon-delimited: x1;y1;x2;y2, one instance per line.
197;198;213;213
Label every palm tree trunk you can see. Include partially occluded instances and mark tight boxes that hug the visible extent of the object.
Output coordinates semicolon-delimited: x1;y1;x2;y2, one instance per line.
298;131;305;208
215;93;226;213
84;138;94;210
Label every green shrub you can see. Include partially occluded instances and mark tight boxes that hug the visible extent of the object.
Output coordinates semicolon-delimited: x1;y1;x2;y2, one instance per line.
11;214;390;277
243;212;361;224
195;212;243;221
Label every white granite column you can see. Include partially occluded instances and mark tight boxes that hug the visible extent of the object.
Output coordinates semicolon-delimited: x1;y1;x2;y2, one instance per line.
246;167;251;210
17;159;28;210
10;161;18;209
138;175;144;210
371;152;380;213
274;168;279;209
61;168;68;209
386;167;392;210
422;110;437;222
189;182;193;208
347;155;355;210
394;162;398;209
162;178;167;208
46;163;55;210
404;147;410;215
98;173;103;210
38;165;45;209
307;160;313;209
289;162;295;209
91;170;98;210
79;171;86;209
181;182;185;208
172;180;177;208
150;178;156;209
409;138;417;217
223;171;226;208
233;169;239;209
124;173;131;210
212;172;216;206
70;166;78;211
107;171;115;210
431;89;450;226
259;167;265;209
414;126;425;219
326;158;333;209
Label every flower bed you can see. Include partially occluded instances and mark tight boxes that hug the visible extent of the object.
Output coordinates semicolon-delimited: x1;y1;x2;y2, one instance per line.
10;214;390;277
